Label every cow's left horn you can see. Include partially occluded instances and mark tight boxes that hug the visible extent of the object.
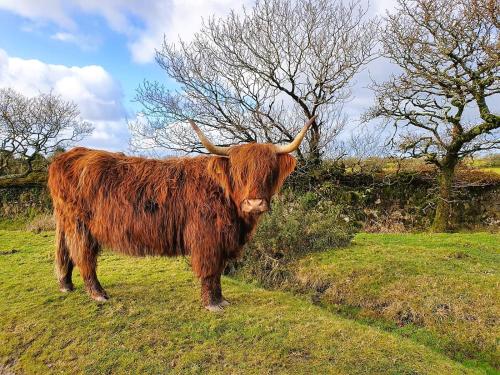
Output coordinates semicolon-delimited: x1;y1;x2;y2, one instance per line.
189;120;230;156
275;116;316;154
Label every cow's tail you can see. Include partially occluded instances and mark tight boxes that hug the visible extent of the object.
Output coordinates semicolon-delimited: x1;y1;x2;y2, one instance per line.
55;221;74;292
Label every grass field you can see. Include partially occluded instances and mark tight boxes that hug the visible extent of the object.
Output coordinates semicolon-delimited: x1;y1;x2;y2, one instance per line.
469;158;500;175
294;233;500;372
0;230;498;374
342;156;500;176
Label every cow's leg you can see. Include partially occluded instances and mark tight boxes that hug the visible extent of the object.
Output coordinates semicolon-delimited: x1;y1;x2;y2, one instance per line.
55;223;74;292
186;219;230;311
201;266;232;310
80;258;108;302
191;249;227;311
201;272;225;312
214;266;230;307
221;262;231;306
68;220;108;302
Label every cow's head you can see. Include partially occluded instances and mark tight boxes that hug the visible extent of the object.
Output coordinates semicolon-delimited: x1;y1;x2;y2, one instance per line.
190;117;315;217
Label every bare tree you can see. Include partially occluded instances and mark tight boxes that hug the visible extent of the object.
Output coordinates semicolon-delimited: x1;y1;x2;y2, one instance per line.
366;0;499;231
132;0;378;164
0;88;93;179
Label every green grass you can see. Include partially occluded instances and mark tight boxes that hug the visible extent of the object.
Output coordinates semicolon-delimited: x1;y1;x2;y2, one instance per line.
344;156;500;175
294;233;500;372
479;166;500;175
0;230;487;374
0;217;29;230
470;158;500;175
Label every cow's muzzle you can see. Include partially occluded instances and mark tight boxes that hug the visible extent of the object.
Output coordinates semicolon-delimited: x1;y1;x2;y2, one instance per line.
241;199;269;214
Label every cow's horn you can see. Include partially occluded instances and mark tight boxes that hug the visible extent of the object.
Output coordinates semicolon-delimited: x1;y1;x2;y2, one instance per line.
189;120;230;156
275;116;316;154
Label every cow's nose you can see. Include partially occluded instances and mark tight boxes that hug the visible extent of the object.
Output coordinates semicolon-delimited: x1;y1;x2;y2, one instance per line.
241;199;269;214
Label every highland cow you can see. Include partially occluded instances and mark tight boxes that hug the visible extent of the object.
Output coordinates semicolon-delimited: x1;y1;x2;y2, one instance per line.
48;118;314;311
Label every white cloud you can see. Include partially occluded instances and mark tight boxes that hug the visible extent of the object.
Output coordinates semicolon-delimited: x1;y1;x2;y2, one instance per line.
88;120;130;150
51;32;76;42
0;0;75;28
0;48;129;150
50;32;101;51
127;0;252;64
0;0;252;64
73;0;253;63
0;0;397;63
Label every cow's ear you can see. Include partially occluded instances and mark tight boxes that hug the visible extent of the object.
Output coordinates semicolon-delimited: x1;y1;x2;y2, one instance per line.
273;153;296;193
207;157;232;196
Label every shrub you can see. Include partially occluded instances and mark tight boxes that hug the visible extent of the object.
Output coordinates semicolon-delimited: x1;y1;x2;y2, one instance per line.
26;214;55;233
228;190;360;287
0;183;51;220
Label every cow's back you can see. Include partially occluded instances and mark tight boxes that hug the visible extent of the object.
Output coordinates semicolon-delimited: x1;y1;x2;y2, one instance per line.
48;147;239;258
49;147;127;216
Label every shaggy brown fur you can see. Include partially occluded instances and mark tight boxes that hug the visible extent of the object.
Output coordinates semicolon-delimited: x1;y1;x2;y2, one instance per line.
48;144;296;309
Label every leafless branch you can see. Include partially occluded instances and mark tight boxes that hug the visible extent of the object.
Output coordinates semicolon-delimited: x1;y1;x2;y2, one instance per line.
366;0;499;170
131;0;379;163
0;88;93;179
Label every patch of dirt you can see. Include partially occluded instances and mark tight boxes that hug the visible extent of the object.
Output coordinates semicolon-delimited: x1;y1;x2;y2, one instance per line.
395;307;424;326
0;249;20;255
0;361;16;375
446;251;471;260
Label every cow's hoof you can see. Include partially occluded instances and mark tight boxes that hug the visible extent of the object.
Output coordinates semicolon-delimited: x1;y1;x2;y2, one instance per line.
205;304;224;312
91;294;109;302
220;299;230;307
59;284;74;293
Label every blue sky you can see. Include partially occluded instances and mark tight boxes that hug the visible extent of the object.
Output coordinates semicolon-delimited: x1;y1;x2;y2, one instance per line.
0;7;168;110
0;0;397;152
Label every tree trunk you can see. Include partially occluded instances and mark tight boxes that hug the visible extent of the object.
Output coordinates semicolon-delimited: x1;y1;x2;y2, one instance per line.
431;164;456;232
307;122;321;166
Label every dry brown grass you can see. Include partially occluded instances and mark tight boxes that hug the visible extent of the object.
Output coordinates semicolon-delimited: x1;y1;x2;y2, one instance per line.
25;214;55;233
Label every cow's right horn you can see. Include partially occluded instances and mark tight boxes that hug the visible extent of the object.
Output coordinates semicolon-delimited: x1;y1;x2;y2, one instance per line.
189;120;230;156
275;116;316;154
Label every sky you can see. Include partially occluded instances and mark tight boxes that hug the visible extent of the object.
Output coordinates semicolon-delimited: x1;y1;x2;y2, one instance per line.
0;0;398;152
